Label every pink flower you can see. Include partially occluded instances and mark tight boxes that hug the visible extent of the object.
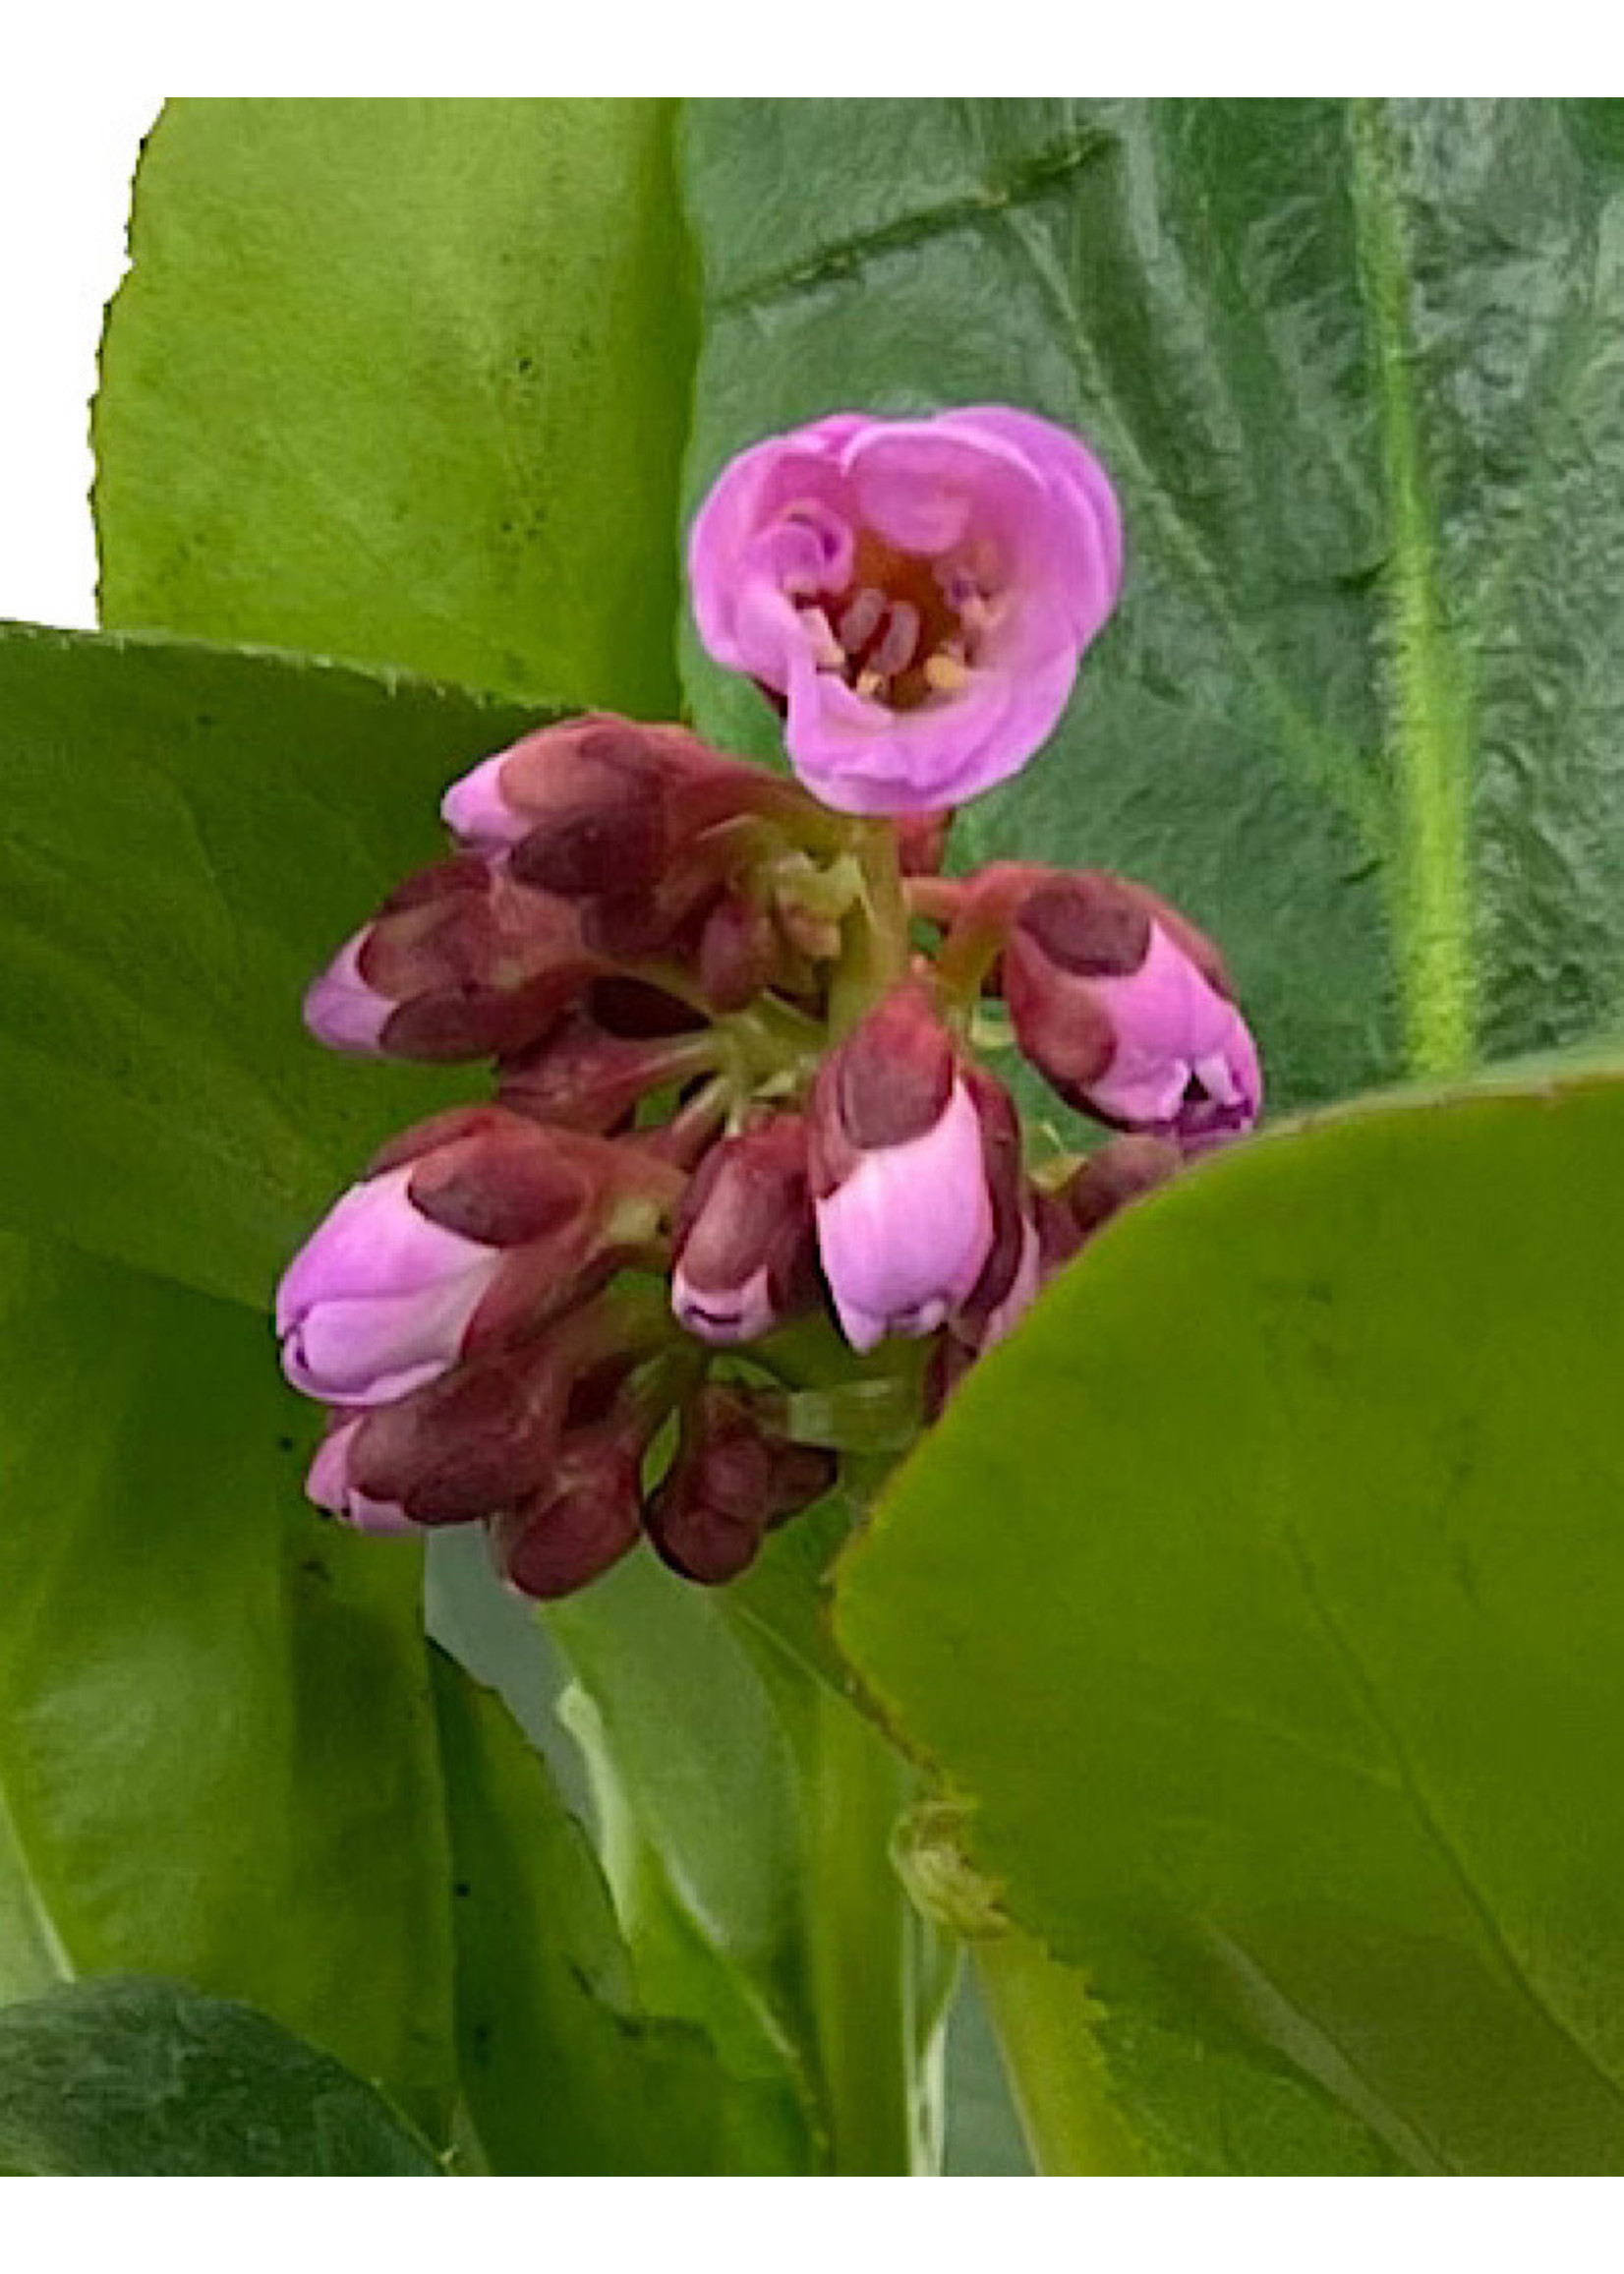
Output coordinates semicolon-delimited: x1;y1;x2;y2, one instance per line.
688;407;1123;816
1001;872;1262;1152
808;983;995;1352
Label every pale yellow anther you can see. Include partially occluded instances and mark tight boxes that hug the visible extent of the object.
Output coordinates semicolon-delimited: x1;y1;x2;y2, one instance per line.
854;669;884;701
924;652;971;692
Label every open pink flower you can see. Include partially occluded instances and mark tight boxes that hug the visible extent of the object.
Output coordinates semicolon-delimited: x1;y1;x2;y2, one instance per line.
688;407;1123;815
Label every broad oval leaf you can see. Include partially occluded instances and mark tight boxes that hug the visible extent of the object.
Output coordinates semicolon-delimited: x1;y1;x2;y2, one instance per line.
836;1068;1624;2174
681;99;1624;1110
96;98;696;714
0;1234;455;2139
0;1978;438;2176
0;622;544;1306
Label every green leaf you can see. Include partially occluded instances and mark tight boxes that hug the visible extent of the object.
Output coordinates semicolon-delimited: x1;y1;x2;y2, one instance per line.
432;1650;812;2174
0;1232;456;2139
0;621;545;1305
836;1068;1624;2173
96;98;696;714
548;1544;954;2174
0;1978;439;2176
681;99;1624;1108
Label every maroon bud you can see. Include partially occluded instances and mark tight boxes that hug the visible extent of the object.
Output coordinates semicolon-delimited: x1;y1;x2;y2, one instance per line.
345;1338;573;1526
305;856;599;1064
894;809;955;877
498;1009;718;1136
698;890;780;1013
670;1114;819;1345
490;1437;644;1600
443;714;816;891
1040;1136;1183;1268
645;1385;836;1586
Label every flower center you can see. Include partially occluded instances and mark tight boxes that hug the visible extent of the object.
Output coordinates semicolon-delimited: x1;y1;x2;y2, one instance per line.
793;527;1001;714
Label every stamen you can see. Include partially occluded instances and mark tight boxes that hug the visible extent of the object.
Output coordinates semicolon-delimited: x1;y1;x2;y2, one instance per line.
797;606;846;671
924;653;971;693
871;601;921;680
838;588;887;651
854;670;884;701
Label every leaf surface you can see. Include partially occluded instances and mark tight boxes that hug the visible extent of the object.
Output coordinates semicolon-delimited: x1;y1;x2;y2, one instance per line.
0;1978;438;2176
96;99;696;713
837;1069;1624;2173
0;1234;456;2139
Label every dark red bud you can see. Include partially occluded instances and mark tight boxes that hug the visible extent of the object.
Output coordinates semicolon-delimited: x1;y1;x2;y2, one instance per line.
698;891;780;1013
644;1385;836;1585
894;809;955;877
348;1341;569;1525
1060;1136;1182;1247
490;1441;644;1600
498;1011;715;1136
355;859;599;1063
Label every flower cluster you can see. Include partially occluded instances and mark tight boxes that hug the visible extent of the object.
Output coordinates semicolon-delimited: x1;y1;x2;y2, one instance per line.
277;408;1261;1599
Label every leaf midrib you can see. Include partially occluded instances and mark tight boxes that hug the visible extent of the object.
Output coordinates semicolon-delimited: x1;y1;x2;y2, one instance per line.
1348;99;1474;1079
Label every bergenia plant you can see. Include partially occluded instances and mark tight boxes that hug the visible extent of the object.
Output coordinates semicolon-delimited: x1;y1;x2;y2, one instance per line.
278;406;1260;1600
7;99;1624;2186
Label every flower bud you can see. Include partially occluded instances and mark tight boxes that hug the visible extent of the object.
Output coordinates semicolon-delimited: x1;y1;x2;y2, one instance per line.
277;1109;681;1405
305;1416;415;1534
1001;872;1261;1151
335;1336;575;1527
808;983;994;1353
644;1384;836;1586
304;856;596;1063
497;1008;718;1136
489;1436;644;1600
670;1114;820;1346
442;713;816;888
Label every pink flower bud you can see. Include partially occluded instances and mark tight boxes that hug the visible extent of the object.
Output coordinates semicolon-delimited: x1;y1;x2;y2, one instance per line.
670;1114;819;1345
305;1416;416;1535
644;1384;836;1586
1041;1135;1183;1269
277;1110;680;1406
1002;872;1262;1152
808;983;995;1353
688;407;1122;815
304;856;597;1063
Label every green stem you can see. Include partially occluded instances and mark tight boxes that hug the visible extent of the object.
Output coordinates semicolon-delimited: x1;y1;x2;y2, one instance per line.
973;1927;1145;2175
830;820;911;1037
802;1686;933;2174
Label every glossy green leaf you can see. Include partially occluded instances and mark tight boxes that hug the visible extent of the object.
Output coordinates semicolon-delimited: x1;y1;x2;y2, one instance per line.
432;1650;811;2174
0;1977;439;2176
0;621;544;1305
548;1542;953;2174
96;98;696;714
681;99;1624;1110
837;1069;1624;2173
0;1233;455;2138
